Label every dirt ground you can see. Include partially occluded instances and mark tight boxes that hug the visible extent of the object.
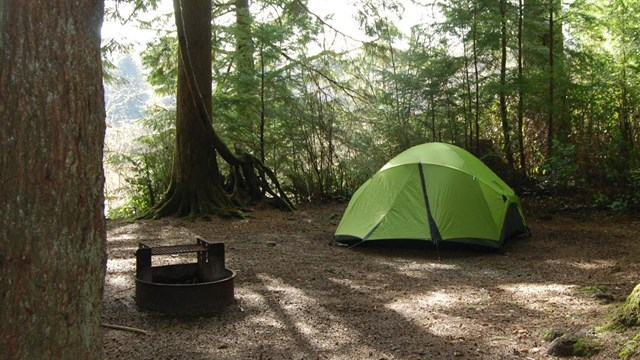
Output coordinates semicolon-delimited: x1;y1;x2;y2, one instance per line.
102;201;640;359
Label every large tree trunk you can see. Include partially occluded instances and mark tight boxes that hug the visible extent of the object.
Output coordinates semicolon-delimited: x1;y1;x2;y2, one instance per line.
151;0;238;218
149;0;294;218
0;0;106;358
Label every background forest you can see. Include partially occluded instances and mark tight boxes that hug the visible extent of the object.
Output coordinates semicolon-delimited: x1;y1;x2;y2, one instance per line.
103;0;640;217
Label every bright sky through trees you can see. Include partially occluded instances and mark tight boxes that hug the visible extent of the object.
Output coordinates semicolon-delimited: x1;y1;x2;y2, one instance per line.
101;0;429;54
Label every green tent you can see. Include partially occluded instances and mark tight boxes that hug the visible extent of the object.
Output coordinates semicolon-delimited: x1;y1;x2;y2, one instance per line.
335;142;528;248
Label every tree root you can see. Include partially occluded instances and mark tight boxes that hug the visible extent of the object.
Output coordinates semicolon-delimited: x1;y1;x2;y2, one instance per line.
142;150;292;220
143;0;294;220
230;151;296;211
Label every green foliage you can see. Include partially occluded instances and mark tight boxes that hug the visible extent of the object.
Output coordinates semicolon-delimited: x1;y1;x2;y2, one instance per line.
106;108;175;218
620;332;640;359
141;36;178;96
592;169;640;211
539;140;580;191
104;0;640;206
627;169;640;208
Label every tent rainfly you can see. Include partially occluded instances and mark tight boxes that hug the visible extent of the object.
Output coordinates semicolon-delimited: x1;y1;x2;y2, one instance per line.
335;142;528;248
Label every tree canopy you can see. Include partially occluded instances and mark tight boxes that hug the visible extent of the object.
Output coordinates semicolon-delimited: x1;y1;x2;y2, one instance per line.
104;0;640;216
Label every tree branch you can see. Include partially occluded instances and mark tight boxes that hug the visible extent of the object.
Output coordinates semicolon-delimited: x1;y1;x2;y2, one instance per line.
279;50;368;103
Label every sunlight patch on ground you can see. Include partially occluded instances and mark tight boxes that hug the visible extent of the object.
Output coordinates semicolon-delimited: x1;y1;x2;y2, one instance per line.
498;283;576;312
376;259;459;279
108;233;141;242
380;259;459;271
107;245;139;255
107;223;146;239
327;276;384;293
236;287;286;329
427;312;486;338
249;315;287;329
257;274;371;356
386;287;489;337
106;258;135;272
236;287;269;307
159;226;197;242
106;274;132;288
545;259;617;270
398;261;459;279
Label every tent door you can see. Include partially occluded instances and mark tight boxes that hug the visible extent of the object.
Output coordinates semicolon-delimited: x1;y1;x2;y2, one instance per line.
418;163;443;244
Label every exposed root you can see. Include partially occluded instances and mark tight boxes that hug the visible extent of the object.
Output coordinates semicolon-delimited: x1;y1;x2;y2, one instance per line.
228;151;296;211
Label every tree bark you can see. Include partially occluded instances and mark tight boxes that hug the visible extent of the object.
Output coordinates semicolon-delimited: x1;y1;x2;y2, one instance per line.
259;42;267;164
0;0;106;358
472;0;481;153
517;0;527;175
499;0;514;170
151;0;240;218
619;48;633;172
148;0;294;218
547;0;555;154
463;39;474;149
234;0;259;146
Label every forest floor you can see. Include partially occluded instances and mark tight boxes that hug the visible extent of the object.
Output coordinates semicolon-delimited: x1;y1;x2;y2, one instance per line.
102;199;640;359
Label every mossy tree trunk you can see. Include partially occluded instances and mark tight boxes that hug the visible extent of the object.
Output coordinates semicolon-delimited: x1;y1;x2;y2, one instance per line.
615;283;640;328
148;0;293;219
0;0;106;357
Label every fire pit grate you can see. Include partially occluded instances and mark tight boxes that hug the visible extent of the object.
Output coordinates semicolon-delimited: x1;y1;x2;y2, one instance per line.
134;238;236;315
143;243;208;256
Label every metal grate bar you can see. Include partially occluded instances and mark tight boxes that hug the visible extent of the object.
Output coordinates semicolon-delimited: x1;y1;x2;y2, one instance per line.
139;244;208;255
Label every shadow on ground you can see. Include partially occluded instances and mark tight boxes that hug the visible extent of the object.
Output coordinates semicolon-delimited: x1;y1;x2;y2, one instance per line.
102;204;640;359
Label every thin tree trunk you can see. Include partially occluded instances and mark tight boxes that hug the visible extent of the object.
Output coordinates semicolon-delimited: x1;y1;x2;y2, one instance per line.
547;0;555;154
430;93;437;141
462;88;469;148
463;39;474;149
517;0;527;174
384;6;403;148
619;48;633;171
500;0;514;170
259;42;266;164
235;0;257;135
472;0;481;153
0;0;106;358
446;89;457;142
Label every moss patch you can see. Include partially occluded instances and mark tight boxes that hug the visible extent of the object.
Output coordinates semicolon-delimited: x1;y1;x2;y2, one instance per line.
542;326;566;342
579;285;609;295
546;334;601;357
611;284;640;329
619;332;640;359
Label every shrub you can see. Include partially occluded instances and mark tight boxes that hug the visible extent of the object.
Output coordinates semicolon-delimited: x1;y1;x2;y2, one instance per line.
106;108;175;218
